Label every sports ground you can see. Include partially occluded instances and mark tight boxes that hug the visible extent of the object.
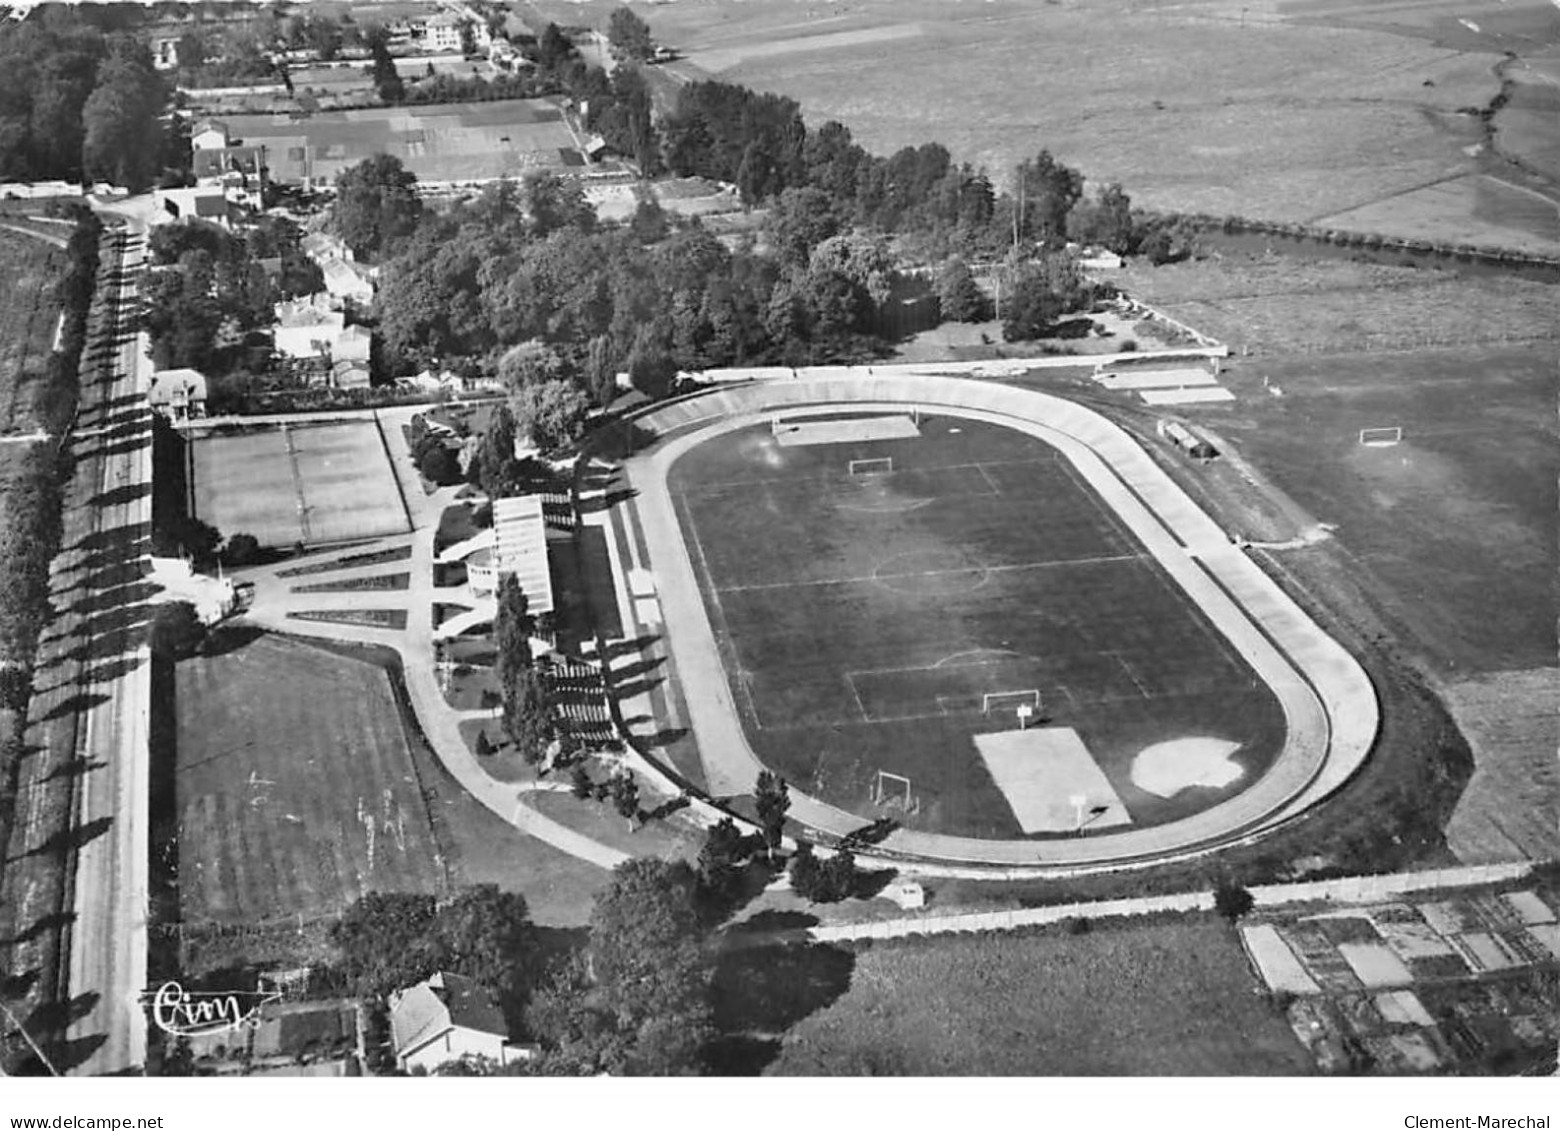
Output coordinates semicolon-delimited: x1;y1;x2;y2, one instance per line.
222;99;582;185
669;414;1286;839
189;420;410;548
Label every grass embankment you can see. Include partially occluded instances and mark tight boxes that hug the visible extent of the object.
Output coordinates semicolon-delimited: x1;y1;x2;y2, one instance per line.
763;915;1311;1075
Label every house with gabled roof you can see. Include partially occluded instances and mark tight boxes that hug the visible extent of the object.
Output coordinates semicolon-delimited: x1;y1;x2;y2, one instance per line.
387;972;530;1075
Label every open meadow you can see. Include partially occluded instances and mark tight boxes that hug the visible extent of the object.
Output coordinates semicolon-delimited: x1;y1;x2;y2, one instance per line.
766;916;1312;1075
566;0;1560;251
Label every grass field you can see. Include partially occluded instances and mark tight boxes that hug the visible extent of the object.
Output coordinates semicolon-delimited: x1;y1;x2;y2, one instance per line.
598;0;1541;241
1210;345;1556;675
190;421;409;548
171;632;609;949
226;99;582;185
669;415;1286;838
1114;257;1559;356
0;228;64;434
765;917;1312;1075
173;634;455;925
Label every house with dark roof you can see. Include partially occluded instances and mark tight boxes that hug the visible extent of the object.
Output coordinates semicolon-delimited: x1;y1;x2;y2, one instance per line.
387;972;530;1075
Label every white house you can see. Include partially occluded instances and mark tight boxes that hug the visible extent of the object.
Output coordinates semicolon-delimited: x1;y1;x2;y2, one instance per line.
273;295;345;360
191;120;232;152
300;230;354;265
331;324;372;390
388;972;530;1075
147;367;208;422
154;186;231;228
320;257;375;306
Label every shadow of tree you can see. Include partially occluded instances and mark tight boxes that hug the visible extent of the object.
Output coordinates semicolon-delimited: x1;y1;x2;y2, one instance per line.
13;815;112;863
707;941;856;1074
2;910;77;947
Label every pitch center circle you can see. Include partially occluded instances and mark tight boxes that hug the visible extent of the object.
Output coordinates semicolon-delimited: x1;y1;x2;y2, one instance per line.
872;548;992;596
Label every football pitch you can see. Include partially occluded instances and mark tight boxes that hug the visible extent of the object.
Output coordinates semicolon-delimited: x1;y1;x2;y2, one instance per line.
668;414;1286;838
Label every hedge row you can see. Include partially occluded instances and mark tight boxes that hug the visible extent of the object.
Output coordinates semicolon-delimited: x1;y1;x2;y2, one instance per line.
0;214;101;708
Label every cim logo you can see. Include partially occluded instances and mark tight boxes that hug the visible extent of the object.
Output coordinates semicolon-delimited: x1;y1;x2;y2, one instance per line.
142;981;281;1037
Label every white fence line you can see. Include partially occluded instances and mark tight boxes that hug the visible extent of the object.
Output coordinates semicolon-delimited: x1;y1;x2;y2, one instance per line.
806;862;1538;943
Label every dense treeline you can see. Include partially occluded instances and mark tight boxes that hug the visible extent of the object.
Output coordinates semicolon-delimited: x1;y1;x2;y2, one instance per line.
0;15;176;190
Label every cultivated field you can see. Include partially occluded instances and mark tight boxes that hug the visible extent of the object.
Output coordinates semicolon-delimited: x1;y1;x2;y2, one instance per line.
766;917;1312;1075
173;634;454;926
0;228;64;434
669;415;1286;838
223;99;582;185
592;0;1553;247
190;420;409;548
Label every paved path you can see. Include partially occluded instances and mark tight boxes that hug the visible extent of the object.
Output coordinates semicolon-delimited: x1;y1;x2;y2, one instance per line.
803;862;1539;943
614;375;1378;871
237;407;627;871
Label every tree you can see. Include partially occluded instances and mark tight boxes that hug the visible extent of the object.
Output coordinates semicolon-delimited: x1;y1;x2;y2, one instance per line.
1011;149;1085;245
472;403;518;497
81;37;166;191
494;574;534;682
1066;182;1134;254
221;532;261;566
1001;253;1093;342
502;661;555;765
365;25;404;103
509;379;591;457
495;339;567;391
150;600;205;661
609;771;640;829
936;256;988;323
789;845;855;904
474;730;494;758
434;884;536;998
332;153;422;260
586;858;713;1065
524;170;595;238
607;7;654;62
695;817;748;911
330;892;440;998
767;186;843;267
1213;879;1255;923
753;771;790;861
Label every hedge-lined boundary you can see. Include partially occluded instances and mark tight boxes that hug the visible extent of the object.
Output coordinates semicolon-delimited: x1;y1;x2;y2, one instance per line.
0;215;101;710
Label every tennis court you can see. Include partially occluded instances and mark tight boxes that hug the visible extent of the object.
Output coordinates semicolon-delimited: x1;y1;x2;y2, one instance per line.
190;421;409;548
227;99;581;184
668;413;1287;838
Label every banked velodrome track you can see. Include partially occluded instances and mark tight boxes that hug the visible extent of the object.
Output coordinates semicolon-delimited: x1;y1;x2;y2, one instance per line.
617;373;1379;869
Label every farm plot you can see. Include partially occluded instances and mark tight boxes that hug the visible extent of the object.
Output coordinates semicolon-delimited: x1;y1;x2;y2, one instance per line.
765;917;1311;1075
190;421;409;548
669;415;1286;839
173;634;453;925
656;0;1505;234
0;228;65;434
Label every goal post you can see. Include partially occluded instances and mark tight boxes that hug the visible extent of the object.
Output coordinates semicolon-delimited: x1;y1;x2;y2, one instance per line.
848;456;893;475
982;689;1042;716
1358;426;1402;447
872;769;919;814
